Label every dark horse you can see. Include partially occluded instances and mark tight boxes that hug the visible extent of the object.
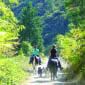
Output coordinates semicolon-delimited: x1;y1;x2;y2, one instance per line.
47;58;58;80
29;55;41;74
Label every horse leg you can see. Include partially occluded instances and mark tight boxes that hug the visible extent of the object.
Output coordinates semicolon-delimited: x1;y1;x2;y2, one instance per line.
56;68;58;78
32;64;35;74
32;60;36;75
52;70;55;80
51;72;52;80
53;71;56;80
54;67;58;80
51;70;54;80
46;67;49;78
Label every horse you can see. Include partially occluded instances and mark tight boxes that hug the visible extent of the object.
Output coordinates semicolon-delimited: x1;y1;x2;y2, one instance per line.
47;58;58;80
29;55;41;74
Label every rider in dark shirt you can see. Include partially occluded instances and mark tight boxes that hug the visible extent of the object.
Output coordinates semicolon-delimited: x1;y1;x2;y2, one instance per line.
50;45;57;58
48;45;63;70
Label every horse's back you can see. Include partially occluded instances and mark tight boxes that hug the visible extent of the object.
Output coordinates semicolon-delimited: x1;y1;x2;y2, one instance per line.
47;58;58;72
35;56;41;65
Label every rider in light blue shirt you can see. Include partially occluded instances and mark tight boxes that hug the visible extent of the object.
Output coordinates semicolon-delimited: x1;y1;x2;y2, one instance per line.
32;48;39;57
29;45;40;64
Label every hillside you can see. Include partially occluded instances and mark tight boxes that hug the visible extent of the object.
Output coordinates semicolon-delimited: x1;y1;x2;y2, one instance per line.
12;0;69;46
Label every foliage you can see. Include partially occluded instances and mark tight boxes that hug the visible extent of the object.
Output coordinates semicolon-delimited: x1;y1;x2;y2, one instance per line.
0;58;26;85
64;0;85;28
19;1;44;51
45;0;64;13
0;2;24;56
0;0;19;8
12;0;68;46
20;41;33;56
56;28;85;75
0;1;46;85
54;0;85;79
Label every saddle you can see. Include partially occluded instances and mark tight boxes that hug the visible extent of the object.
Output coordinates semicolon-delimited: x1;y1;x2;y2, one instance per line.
47;58;59;68
51;58;58;63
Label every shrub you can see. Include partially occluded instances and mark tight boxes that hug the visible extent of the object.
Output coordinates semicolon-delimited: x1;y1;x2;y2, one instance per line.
0;58;26;85
20;41;33;56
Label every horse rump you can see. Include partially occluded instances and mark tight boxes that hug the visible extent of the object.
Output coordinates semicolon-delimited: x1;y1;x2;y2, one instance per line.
47;59;58;80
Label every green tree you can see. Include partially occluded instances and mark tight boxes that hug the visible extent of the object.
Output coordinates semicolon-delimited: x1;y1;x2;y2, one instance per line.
0;2;23;56
45;0;64;13
19;2;44;51
20;41;33;56
54;0;85;79
0;0;19;8
64;0;85;28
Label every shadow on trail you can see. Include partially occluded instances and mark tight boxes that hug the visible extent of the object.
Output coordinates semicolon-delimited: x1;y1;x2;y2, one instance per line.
29;77;51;84
29;78;69;85
33;76;48;78
30;80;51;84
29;77;64;84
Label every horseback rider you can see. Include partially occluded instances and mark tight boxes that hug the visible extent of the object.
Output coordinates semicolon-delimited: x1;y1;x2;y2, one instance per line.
29;45;42;75
48;44;62;70
29;45;41;65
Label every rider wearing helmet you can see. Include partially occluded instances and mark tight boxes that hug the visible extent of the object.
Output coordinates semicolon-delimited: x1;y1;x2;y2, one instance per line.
29;45;40;64
32;45;42;65
50;44;57;58
48;44;62;70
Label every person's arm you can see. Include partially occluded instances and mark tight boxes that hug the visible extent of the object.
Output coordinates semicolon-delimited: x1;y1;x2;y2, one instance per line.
56;50;59;57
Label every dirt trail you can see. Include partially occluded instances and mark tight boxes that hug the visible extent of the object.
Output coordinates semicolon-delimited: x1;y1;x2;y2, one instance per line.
21;57;69;85
21;71;68;85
